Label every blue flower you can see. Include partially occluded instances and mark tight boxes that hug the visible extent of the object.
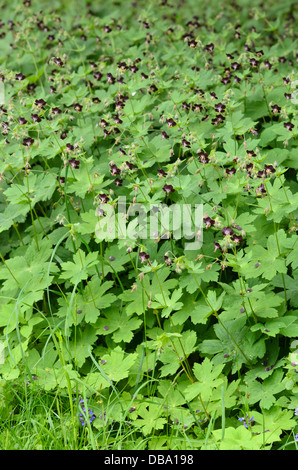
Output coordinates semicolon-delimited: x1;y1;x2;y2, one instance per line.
79;407;96;426
238;414;255;429
73;396;96;426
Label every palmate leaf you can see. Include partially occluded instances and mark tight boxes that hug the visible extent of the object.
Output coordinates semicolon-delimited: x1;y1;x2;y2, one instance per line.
96;307;142;343
56;278;116;325
185;358;225;402
66;325;98;367
171;294;211;325
119;280;148;316
199;316;265;372
0;237;58;294
76;209;100;236
251;314;298;338
0;203;29;233
254;179;298;223
33;364;80;392
4;171;56;206
240;369;285;409
119;266;178;316
59;249;99;284
151;288;183;318
286;240;298;271
158;330;197;377
77;277;117;322
132;405;167;436
212;426;264;450
250;407;296;445
236;231;288;281
67;158;106;197
271;272;298;307
98;346;138;383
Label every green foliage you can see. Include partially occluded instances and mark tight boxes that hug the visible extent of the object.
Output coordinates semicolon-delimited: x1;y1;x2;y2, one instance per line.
0;0;297;451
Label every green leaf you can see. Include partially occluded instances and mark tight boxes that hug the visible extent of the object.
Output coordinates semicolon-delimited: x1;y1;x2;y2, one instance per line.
185;358;225;402
60;249;99;284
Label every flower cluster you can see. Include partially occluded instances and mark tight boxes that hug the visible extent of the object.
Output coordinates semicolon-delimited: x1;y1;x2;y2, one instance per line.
73;396;96;427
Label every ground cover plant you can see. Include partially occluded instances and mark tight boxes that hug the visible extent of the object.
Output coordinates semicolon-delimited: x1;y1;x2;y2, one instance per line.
0;0;297;451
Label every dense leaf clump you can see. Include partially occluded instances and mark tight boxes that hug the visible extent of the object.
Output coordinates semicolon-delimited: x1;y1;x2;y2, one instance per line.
0;0;297;450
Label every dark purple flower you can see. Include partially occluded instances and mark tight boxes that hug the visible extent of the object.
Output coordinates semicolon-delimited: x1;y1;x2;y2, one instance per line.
35;98;46;109
114;178;123;186
231;62;241;71
53;57;64;66
66;143;74;151
222;226;234;236
256;183;266;196
74;103;83;112
214;242;222;252
107;73;115;84
31;113;41;123
18;117;27;125
166;118;177;128
69;158;80;169
232;234;243;245
203;216;215;228
15;72;26;81
119;147;127;155
98;193;110;203
271;104;281;114
139;251;149;263
197;151;209;164
164;255;173;265
188;39;197;48
125;161;135;170
52;107;62;115
113;114;123;125
93;71;103;81
23;136;34;147
250;58;258;68
284;122;294;131
182;139;191;148
157;169;167;177
215;102;226;113
264;164;276;175
110;163;121;175
204;42;214;52
163;184;175;195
